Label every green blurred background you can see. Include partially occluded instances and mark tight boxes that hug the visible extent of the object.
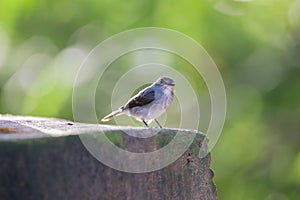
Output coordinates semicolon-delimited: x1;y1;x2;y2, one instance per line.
0;0;300;199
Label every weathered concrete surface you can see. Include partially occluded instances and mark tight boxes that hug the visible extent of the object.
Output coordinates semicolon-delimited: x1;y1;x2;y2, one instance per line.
0;114;217;200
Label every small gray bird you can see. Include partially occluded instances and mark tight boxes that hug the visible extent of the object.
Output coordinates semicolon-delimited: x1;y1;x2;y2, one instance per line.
101;76;175;128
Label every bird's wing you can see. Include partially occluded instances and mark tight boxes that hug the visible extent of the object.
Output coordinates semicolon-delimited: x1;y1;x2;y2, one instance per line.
124;88;155;109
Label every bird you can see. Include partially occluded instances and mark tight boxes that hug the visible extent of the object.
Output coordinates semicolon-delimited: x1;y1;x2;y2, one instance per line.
101;76;175;128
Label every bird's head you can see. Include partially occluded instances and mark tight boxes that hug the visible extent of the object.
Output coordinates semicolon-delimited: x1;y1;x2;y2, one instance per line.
156;76;175;87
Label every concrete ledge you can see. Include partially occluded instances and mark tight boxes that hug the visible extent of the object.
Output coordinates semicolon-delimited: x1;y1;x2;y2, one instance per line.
0;114;217;200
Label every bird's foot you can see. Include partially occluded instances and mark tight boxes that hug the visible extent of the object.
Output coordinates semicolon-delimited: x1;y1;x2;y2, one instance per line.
154;119;163;129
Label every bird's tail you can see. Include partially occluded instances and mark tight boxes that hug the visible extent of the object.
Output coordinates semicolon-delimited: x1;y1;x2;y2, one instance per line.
101;108;124;122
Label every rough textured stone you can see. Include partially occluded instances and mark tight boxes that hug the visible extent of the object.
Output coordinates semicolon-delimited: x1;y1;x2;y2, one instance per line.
0;114;217;200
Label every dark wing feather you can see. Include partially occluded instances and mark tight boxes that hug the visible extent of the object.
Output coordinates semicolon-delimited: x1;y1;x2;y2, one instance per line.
125;89;155;109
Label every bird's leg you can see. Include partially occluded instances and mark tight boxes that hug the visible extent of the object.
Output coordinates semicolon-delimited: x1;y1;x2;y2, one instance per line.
142;120;149;128
154;119;162;128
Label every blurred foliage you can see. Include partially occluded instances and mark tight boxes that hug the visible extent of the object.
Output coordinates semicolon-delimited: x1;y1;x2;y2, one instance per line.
0;0;300;199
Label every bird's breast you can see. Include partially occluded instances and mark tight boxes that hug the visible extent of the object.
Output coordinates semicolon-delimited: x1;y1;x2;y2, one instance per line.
162;88;174;109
